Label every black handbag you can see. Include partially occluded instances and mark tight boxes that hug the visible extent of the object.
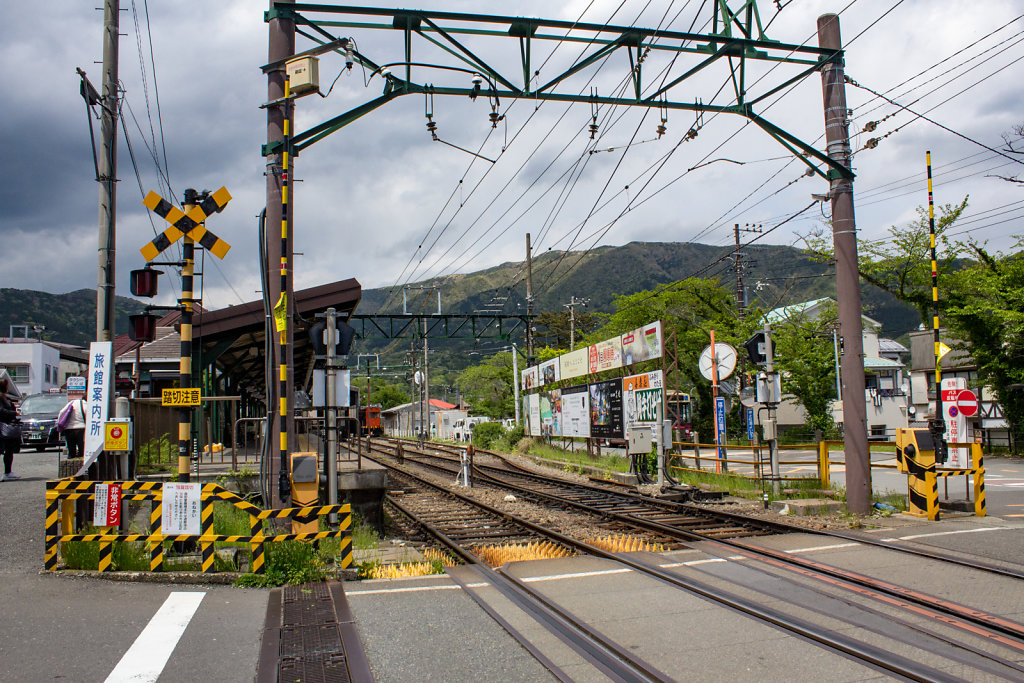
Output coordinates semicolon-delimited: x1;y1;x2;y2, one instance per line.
0;421;21;440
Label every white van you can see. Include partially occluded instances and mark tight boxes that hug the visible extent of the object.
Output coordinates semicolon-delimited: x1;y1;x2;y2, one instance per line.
454;416;490;441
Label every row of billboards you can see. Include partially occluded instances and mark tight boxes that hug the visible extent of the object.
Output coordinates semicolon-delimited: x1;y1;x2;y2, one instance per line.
523;370;664;440
521;321;663;391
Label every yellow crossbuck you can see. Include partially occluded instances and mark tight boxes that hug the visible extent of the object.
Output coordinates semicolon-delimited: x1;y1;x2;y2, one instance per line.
140;186;232;262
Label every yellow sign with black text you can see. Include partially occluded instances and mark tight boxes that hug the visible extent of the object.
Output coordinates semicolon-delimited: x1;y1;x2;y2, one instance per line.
162;388;202;407
104;421;133;452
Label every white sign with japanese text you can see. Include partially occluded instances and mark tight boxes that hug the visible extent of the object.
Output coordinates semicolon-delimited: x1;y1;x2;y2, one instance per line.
162;483;202;535
75;342;113;476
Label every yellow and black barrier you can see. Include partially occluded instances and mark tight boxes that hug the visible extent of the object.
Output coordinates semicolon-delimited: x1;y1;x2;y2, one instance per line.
44;480;353;574
894;432;986;520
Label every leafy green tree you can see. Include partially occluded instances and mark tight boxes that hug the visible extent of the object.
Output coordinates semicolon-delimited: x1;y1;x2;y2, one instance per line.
368;383;409;410
457;351;515;418
534;310;600;349
588;279;745;440
807;198;1024;428
771;304;839;435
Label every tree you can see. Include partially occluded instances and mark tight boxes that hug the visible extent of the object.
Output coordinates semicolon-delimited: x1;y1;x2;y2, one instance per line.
368;383;409;410
589;278;745;440
807;200;1024;428
457;350;515;418
771;304;839;435
534;310;600;350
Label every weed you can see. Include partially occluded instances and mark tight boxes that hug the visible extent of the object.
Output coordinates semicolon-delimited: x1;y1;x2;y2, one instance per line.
350;515;380;551
233;540;328;588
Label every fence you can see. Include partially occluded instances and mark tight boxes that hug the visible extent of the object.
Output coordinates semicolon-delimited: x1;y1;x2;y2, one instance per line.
668;441;828;483
44;480;353;574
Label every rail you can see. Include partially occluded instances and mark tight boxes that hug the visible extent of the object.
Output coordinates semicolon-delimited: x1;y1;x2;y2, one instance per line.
44;480;353;574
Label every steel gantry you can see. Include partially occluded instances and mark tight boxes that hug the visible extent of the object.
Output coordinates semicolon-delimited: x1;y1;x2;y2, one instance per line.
262;2;872;512
262;3;854;182
349;314;529;341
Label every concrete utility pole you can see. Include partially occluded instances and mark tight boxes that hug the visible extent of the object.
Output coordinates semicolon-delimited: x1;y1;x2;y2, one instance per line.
267;1;295;507
512;342;521;425
818;14;870;515
734;225;744;319
525;233;534;363
563;296;589;350
325;308;339;523
96;0;119;342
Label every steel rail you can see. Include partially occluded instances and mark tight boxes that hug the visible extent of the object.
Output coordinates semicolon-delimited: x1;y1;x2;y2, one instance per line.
382;441;1024;652
377;452;953;682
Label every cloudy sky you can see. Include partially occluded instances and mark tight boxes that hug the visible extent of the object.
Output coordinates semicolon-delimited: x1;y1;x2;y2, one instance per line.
2;1;1022;313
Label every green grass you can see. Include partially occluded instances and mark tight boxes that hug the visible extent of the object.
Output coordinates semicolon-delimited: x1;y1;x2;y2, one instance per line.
61;524;150;571
234;540;328;588
350;514;380;551
523;439;631;474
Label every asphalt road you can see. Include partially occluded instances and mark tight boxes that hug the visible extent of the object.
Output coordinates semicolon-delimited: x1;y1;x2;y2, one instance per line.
673;446;1024;517
0;447;268;682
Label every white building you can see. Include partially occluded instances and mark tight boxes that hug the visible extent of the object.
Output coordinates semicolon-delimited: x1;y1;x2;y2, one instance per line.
768;298;909;437
0;338;63;396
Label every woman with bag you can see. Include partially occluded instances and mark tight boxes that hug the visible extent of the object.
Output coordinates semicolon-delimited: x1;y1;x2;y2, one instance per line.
57;389;87;459
0;376;22;481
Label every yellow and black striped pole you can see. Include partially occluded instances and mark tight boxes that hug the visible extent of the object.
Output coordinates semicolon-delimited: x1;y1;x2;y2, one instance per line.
275;75;292;505
201;485;214;573
926;152;948;465
250;514;265;574
179;189;198;482
44;496;59;571
149;500;163;571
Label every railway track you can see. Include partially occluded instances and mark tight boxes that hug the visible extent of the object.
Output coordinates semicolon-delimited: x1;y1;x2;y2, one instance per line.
365;438;1024;680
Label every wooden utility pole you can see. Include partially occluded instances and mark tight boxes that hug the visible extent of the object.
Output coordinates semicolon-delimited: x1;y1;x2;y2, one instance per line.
96;0;119;341
525;233;534;364
818;14;870;514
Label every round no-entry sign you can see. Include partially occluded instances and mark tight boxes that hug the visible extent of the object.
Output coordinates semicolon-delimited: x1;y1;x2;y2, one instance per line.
956;389;978;417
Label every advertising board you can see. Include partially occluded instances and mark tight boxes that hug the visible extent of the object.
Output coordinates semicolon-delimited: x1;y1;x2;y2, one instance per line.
539;358;560;386
589;379;623;439
591;338;623;373
521;366;538;392
621;321;663;365
560;385;590;437
540;389;562;436
527;393;542;436
623;371;663;437
559;347;590;381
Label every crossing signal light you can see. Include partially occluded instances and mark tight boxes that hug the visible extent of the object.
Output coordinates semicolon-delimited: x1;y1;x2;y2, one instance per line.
129;313;158;342
130;268;160;298
309;319;357;357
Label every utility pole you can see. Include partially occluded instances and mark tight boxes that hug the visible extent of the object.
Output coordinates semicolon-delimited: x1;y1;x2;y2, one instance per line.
734;225;744;319
525;233;534;364
818;14;870;515
96;0;119;342
266;1;295;507
423;317;429;442
512;342;521;425
764;322;781;496
563;296;589;350
325;308;339;523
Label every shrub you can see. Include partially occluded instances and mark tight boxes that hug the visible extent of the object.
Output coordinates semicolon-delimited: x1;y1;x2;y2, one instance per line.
472;422;505;448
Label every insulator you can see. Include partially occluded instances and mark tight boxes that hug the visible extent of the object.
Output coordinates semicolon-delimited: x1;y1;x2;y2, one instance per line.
656;120;667;138
426;118;438;140
864;120;877;132
588;118;599;140
866;137;879;149
489;111;500;128
685;127;698;140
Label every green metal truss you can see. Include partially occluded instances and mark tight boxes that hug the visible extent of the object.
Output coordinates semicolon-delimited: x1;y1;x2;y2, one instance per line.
263;3;853;180
349;314;529;341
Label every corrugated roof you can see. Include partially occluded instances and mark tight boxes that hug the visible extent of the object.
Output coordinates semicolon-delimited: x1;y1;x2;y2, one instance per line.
863;356;904;369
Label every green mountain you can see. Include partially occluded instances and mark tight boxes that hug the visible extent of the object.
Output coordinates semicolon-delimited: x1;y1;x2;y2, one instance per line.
0;288;147;346
359;241;920;338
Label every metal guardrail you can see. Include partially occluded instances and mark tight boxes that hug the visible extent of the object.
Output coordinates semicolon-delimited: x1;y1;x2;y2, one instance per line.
44;480;353;574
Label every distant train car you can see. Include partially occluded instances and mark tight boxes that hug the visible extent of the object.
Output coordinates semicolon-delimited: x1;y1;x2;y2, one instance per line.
360;405;383;436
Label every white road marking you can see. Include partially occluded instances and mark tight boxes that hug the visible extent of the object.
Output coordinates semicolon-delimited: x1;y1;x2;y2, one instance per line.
347;583;488;595
523;568;631;582
880;527;1005;542
104;591;206;683
784;542;860;553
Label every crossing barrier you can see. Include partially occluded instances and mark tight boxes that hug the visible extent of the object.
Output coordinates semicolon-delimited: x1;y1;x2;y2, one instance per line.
44;480;353;573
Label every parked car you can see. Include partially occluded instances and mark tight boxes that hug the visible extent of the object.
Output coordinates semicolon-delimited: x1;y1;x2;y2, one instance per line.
19;391;68;451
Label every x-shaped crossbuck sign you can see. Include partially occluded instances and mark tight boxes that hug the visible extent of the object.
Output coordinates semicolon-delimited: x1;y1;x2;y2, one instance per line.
140;187;232;262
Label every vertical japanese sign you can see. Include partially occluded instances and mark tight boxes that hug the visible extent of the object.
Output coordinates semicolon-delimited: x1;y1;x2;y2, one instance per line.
715;396;727;459
76;341;113;476
940;377;970;468
746;407;756;441
92;483;122;527
162;483;202;535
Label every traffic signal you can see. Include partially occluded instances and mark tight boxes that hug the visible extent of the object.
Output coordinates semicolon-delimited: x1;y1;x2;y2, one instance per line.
309;319;356;357
744;331;775;365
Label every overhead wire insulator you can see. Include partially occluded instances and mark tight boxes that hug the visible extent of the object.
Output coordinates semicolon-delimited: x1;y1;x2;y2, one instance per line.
588;88;600;140
343;38;355;70
656;99;668;138
425;88;438;140
589;116;599;140
865;137;879;149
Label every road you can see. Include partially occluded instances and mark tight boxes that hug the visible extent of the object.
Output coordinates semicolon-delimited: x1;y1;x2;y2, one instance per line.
673;445;1024;516
0;447;267;682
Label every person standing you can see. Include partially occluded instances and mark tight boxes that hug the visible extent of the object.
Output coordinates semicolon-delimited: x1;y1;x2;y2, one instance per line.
0;377;22;482
57;389;87;460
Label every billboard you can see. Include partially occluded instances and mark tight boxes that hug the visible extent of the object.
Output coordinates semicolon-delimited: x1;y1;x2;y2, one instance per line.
623;371;663;434
521;366;538;392
540;389;562;436
621;321;663;365
525;393;542;436
589;379;623;439
539;358;560;386
561;385;590;437
560;347;590;381
590;338;623;373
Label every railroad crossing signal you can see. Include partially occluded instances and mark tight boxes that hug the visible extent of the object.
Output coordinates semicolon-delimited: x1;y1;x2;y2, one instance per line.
140;186;232;262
